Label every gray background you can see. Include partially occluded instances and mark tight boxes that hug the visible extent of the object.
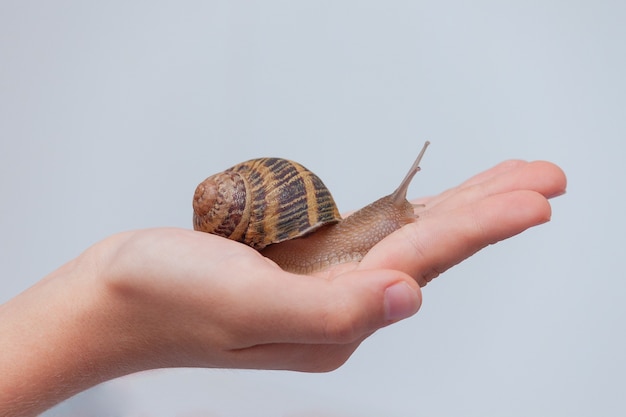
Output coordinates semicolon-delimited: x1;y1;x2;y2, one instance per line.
1;1;624;416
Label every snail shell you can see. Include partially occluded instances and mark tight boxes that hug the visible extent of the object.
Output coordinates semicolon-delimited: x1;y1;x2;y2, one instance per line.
193;142;430;274
193;157;342;250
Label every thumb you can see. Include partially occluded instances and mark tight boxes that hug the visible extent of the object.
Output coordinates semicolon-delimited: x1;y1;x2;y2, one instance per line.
331;268;423;330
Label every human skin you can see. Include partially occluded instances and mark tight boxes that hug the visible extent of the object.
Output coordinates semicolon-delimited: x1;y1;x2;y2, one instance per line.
0;160;566;416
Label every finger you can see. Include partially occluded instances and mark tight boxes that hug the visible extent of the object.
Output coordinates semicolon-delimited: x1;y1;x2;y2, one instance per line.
456;159;529;188
470;160;567;198
417;160;566;215
410;160;528;206
221;268;421;347
360;189;552;286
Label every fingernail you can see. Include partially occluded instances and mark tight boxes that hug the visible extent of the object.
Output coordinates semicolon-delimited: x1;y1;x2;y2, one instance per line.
384;282;420;322
548;189;567;199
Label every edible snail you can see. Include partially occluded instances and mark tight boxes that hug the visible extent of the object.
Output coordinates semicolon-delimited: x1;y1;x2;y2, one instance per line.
193;141;430;274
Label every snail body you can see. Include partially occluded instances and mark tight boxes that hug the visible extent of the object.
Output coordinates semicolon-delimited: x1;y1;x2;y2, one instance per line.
193;141;430;274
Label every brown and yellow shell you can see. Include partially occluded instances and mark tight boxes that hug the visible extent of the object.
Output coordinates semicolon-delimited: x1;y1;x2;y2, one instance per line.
192;158;342;250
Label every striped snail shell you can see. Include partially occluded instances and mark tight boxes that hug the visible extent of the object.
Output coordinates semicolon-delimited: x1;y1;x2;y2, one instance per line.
193;142;430;273
192;157;342;250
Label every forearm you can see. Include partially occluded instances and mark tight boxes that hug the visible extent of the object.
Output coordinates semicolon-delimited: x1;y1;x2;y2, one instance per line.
0;252;138;416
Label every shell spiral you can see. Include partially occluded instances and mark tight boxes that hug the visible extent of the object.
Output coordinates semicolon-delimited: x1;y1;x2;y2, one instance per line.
193;158;342;250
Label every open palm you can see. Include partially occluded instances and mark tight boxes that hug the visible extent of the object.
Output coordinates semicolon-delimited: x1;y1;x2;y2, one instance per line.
97;159;565;371
0;159;566;415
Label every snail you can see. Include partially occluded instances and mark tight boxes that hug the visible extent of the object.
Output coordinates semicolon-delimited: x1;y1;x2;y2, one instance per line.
193;141;430;274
